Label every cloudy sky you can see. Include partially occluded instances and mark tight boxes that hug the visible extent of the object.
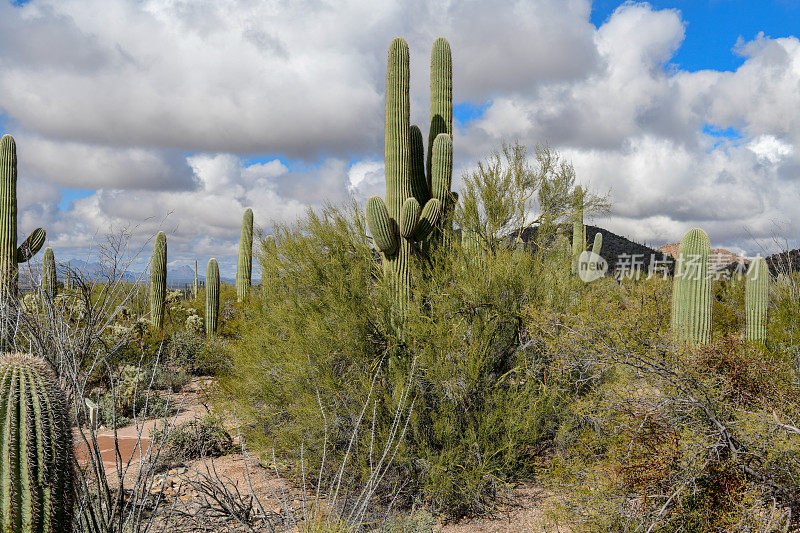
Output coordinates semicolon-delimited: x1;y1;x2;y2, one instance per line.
1;0;799;276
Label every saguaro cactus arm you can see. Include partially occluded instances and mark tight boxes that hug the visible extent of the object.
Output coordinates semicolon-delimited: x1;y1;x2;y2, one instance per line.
16;227;46;263
366;196;399;256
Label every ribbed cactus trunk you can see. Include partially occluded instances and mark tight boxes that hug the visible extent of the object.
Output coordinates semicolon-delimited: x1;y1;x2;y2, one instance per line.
150;232;166;329
670;228;712;345
0;354;75;533
0;136;18;303
591;232;602;258
193;259;198;299
205;258;219;337
366;38;454;333
571;187;585;274
427;38;454;249
745;256;769;342
236;208;253;302
42;247;56;300
0;135;46;349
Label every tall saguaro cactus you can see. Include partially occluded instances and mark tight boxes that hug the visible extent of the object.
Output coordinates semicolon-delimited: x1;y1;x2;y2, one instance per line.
366;37;457;324
670;228;712;345
0;354;75;533
205;258;219;336
571;187;586;274
236;208;253;302
42;246;57;299
0;135;46;300
150;231;167;329
745;256;769;342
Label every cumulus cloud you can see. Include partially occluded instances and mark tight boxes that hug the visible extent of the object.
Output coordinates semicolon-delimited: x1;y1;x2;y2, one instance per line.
1;0;799;273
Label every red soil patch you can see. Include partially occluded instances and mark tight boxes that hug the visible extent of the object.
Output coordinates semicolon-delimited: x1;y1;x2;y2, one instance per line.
75;435;152;472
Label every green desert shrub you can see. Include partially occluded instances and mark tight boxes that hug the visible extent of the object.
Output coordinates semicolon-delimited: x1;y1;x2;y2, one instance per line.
217;144;596;517
97;365;178;428
152;413;232;471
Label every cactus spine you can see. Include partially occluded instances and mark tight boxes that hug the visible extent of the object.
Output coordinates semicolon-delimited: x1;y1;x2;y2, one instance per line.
42;247;56;300
236;208;253;302
366;38;455;325
150;231;166;329
745;256;769;342
205;258;219;336
0;354;75;533
670;228;712;345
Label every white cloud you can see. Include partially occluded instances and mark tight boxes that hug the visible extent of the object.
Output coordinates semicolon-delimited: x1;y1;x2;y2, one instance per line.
1;0;799;270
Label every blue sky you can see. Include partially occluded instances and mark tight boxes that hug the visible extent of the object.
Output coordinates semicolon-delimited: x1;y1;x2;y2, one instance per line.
1;0;799;273
591;0;799;71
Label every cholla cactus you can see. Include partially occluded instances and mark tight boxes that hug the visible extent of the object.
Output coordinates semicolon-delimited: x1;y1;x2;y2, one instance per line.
670;228;712;345
745;256;769;342
205;258;219;336
236;208;253;302
0;354;74;532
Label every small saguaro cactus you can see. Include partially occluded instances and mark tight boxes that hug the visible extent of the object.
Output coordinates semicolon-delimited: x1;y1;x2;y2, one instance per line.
366;37;457;323
745;256;769;342
150;231;167;329
571;187;586;274
0;135;47;300
0;354;75;533
42;246;57;299
236;208;254;302
591;232;602;259
205;258;219;336
670;228;712;345
193;259;198;299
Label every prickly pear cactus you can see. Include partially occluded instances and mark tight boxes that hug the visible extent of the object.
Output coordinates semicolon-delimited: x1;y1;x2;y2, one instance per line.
366;38;455;325
745;256;769;342
150;231;167;329
236;208;253;302
205;258;219;336
0;354;75;533
42;247;57;300
670;228;712;345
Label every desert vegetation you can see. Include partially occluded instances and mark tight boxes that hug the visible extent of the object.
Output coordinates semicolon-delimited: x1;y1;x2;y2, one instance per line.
0;35;798;533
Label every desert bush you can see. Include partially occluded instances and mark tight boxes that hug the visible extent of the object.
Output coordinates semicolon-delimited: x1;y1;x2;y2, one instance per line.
542;279;800;531
152;413;232;471
217;143;600;517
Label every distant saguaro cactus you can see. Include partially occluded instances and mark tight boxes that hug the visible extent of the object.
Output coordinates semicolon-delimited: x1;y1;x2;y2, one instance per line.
591;232;602;259
150;231;167;329
745;256;769;342
193;259;198;299
670;228;712;345
205;258;219;336
42;246;57;299
236;208;253;302
571;187;586;274
0;354;75;532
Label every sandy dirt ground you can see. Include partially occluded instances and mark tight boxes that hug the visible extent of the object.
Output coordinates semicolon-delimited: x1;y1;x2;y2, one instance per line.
74;377;569;532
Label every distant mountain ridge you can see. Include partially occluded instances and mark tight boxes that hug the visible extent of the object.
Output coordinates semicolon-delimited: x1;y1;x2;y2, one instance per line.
52;260;238;287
